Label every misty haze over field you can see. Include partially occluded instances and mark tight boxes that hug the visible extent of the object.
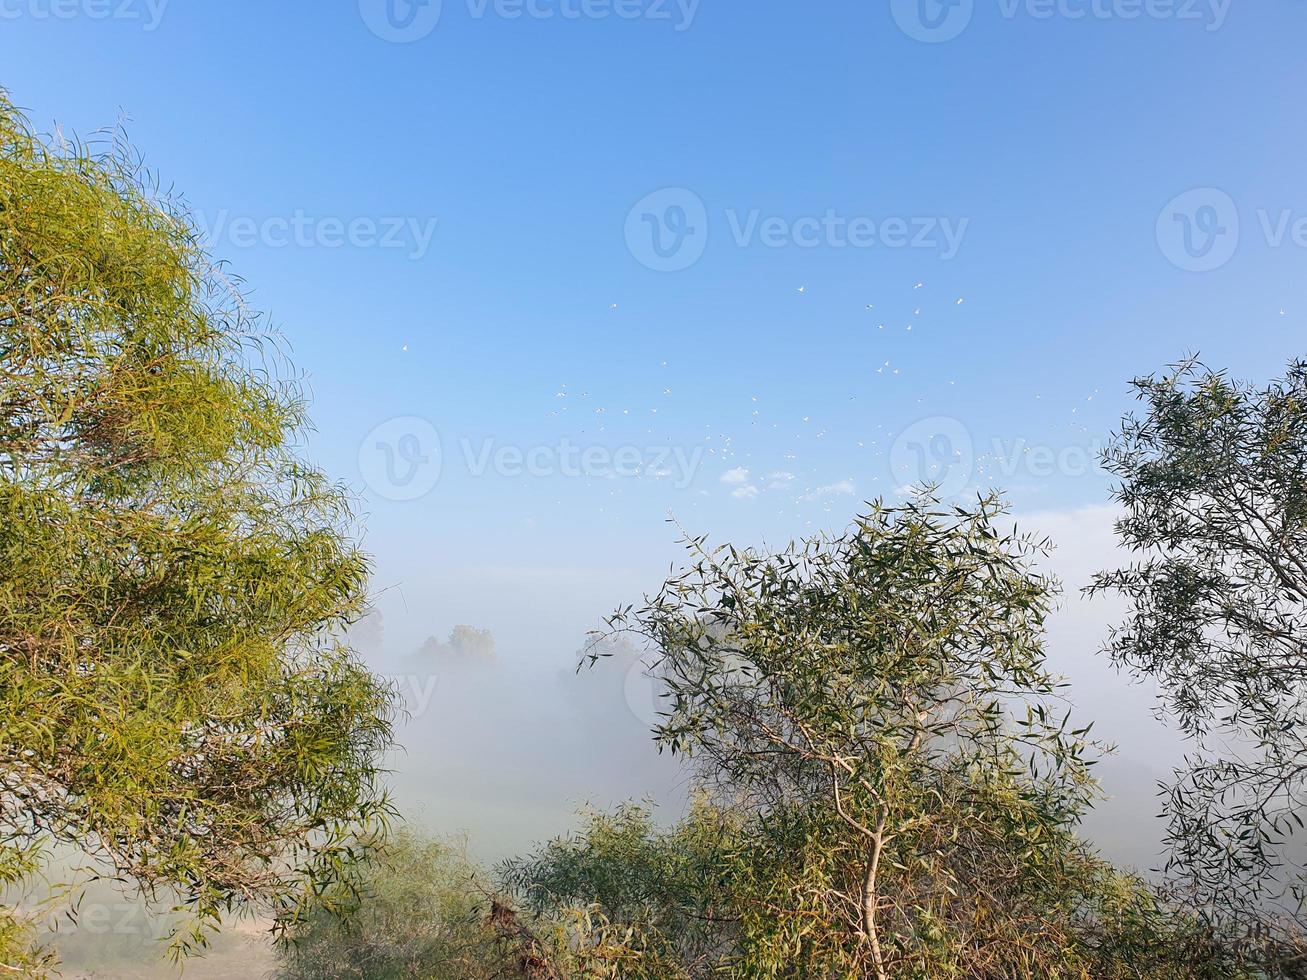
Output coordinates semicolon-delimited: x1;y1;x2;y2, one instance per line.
367;503;1178;873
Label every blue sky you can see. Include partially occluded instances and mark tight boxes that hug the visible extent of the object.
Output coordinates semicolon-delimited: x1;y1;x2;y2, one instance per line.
5;0;1307;849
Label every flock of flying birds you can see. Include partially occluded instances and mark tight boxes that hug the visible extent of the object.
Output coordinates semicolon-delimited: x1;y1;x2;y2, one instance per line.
401;281;1162;526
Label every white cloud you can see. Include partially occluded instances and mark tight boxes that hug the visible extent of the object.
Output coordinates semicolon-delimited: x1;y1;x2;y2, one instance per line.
721;467;750;485
731;484;761;500
802;479;856;501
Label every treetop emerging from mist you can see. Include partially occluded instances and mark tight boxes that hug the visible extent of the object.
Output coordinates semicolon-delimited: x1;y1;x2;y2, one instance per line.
582;496;1226;978
0;94;395;970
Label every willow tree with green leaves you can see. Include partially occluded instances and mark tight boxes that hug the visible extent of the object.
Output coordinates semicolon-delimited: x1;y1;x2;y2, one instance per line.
1093;357;1307;923
0;95;395;972
582;496;1244;979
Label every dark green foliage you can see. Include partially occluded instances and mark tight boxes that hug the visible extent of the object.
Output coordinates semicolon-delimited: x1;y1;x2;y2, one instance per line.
1093;357;1307;918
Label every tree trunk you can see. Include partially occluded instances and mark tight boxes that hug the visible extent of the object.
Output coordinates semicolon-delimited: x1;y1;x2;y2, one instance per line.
863;815;889;980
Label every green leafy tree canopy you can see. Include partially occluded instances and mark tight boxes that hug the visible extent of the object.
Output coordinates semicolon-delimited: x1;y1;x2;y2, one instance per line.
577;496;1229;979
1094;356;1307;917
0;93;395;969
